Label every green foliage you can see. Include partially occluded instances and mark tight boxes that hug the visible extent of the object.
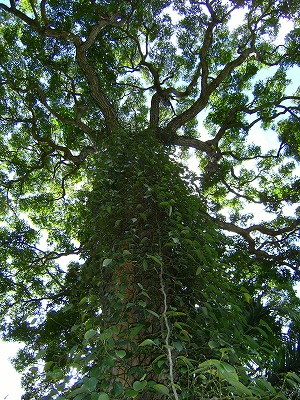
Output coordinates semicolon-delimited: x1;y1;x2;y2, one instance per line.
0;0;299;399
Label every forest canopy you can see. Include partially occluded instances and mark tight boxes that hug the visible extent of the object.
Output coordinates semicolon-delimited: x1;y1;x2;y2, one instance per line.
0;0;300;399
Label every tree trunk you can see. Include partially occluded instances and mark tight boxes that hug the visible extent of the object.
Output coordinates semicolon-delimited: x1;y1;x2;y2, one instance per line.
77;132;188;397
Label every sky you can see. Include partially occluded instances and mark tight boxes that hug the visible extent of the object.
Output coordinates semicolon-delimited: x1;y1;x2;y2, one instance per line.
0;341;24;399
0;3;299;400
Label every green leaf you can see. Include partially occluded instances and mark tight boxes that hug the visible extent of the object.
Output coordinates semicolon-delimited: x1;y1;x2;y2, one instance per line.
286;371;300;384
124;389;139;398
69;386;86;397
142;259;148;270
129;324;144;339
138;300;146;307
133;380;147;392
35;349;46;359
140;290;150;298
102;258;112;267
208;340;219;349
255;326;268;338
173;341;183;351
79;296;89;305
147;254;162;265
243;292;252;303
177;356;194;367
146;309;160;318
255;378;277;394
195;358;220;373
218;364;239;383
83;377;98;391
112;382;124;397
196;266;202;275
166;310;186;317
97;393;110;400
218;362;253;396
44;361;54;372
226;381;253;396
84;329;97;340
139;339;156;346
152;383;170;395
99;329;113;340
74;393;87;400
259;319;273;333
90;367;102;379
115;349;126;358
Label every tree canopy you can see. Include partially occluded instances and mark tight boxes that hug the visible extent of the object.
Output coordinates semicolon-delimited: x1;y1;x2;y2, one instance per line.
0;0;300;399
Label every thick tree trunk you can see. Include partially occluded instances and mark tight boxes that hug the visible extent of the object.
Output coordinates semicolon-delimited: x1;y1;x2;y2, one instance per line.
77;132;187;397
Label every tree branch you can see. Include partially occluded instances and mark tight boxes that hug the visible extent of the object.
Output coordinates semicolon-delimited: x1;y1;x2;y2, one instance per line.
30;117;95;165
166;48;253;134
0;2;122;133
207;212;300;267
75;46;120;133
81;13;125;52
172;135;215;154
166;63;202;99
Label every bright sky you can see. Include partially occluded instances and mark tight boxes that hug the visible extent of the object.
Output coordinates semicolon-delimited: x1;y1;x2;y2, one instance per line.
0;341;24;399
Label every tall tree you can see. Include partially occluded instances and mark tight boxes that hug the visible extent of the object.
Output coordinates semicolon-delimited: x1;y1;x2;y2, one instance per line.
0;0;300;399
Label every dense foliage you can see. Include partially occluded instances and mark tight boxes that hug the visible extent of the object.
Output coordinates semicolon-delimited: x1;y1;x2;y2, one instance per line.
0;0;300;399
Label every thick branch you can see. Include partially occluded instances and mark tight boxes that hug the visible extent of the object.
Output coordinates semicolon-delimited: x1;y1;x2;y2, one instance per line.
150;92;160;129
75;47;120;132
0;2;39;27
208;213;299;266
166;63;202;99
172;135;214;154
81;13;125;52
0;2;121;133
199;20;216;92
246;220;300;237
31;117;95;165
166;49;253;134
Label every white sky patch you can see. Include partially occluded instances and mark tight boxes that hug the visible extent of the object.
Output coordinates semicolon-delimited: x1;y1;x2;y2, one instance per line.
228;7;247;31
0;340;24;400
247;127;280;153
56;250;82;271
274;18;294;46
163;5;182;24
162;5;182;53
186;148;201;174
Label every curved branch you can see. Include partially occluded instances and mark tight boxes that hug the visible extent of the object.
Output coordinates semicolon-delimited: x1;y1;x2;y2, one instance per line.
150;92;160;129
199;19;216;92
81;13;125;52
207;213;300;267
40;0;48;25
172;135;215;154
246;220;300;237
0;2;121;133
166;63;202;99
166;48;254;134
75;47;120;132
221;178;263;204
31;118;95;165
